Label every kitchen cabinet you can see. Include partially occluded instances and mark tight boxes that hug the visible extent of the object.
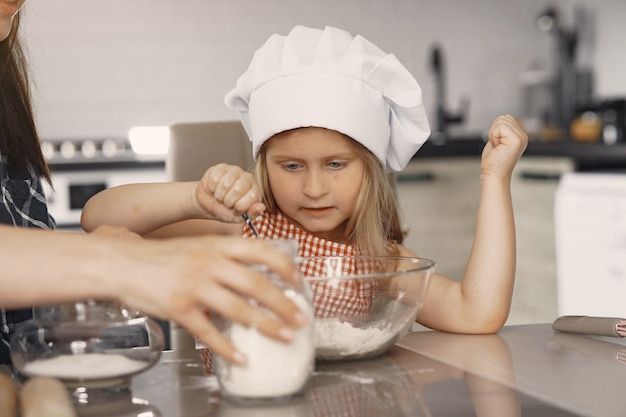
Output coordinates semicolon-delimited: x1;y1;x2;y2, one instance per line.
397;155;574;325
510;156;574;324
398;157;480;281
555;172;626;317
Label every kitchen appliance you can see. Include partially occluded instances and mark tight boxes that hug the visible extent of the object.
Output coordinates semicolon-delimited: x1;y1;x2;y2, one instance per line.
523;5;594;140
428;43;469;144
41;137;167;228
555;172;626;317
569;98;626;144
598;99;626;145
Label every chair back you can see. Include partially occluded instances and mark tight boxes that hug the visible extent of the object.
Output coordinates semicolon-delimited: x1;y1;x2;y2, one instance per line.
167;120;253;181
167;120;253;350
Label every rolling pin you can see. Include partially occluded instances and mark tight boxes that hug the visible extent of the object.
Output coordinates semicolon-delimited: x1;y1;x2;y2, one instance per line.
0;373;18;417
552;315;626;338
19;377;77;417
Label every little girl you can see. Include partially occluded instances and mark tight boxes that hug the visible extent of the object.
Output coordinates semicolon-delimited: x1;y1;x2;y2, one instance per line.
82;25;528;334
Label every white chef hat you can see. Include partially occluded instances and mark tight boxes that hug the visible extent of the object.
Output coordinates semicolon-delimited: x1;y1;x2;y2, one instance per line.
224;25;430;172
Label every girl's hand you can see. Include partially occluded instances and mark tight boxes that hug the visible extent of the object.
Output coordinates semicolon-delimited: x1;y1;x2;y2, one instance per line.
481;115;528;181
194;163;266;223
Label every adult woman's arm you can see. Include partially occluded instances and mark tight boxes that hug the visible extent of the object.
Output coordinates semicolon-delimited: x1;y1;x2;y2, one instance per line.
0;225;306;363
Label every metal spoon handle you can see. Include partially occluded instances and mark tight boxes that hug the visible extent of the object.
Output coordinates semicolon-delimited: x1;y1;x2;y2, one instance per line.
242;213;260;238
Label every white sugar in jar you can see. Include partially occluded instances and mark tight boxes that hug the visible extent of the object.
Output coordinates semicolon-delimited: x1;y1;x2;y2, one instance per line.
216;293;314;399
214;240;314;400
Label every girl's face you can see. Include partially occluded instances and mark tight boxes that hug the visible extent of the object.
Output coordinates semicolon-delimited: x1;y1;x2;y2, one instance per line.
265;127;366;243
0;0;24;41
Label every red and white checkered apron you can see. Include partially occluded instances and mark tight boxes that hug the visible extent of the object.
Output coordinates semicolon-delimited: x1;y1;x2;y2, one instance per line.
243;211;380;320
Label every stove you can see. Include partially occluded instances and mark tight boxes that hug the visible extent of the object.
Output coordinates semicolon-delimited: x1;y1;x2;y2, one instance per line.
42;137;168;228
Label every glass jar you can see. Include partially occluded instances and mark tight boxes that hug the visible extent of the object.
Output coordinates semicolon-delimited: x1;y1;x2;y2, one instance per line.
10;300;164;402
214;240;315;402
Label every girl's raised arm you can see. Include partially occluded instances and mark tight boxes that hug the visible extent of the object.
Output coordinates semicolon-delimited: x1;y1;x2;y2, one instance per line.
414;115;528;334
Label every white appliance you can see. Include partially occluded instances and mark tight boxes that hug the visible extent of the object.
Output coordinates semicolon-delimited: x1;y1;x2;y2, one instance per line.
555;172;626;317
41;137;167;228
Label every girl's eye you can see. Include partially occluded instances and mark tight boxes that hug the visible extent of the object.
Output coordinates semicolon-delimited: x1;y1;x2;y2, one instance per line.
328;161;344;169
283;163;300;171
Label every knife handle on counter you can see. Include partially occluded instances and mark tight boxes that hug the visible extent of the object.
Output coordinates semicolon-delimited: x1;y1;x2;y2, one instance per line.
552;315;626;338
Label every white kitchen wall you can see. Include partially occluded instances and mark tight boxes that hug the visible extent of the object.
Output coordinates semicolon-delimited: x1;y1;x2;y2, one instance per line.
18;0;625;140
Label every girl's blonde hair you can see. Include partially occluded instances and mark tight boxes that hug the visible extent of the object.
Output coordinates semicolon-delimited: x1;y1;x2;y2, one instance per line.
255;130;405;256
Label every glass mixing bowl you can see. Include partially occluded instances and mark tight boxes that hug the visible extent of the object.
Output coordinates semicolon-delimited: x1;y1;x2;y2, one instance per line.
10;300;164;400
301;256;435;361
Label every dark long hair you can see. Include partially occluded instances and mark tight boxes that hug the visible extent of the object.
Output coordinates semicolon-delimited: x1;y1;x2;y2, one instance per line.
0;13;51;182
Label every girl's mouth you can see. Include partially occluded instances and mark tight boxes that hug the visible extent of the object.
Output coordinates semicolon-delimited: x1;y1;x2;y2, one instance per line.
302;207;333;217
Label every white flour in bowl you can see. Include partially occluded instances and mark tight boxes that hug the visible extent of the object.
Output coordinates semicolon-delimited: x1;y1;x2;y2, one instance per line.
22;353;148;379
314;319;401;360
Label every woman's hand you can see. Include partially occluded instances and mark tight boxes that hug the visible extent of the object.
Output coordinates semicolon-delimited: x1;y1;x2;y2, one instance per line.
111;234;307;364
481;115;528;181
2;225;306;365
89;224;143;240
193;163;266;223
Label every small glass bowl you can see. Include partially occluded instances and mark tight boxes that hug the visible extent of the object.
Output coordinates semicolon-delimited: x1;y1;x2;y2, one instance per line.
10;300;164;401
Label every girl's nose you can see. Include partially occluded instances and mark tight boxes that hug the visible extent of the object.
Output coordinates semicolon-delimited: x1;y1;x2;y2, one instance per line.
302;170;328;198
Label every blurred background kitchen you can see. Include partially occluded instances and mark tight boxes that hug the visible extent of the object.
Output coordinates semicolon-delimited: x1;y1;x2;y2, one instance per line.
19;0;626;326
